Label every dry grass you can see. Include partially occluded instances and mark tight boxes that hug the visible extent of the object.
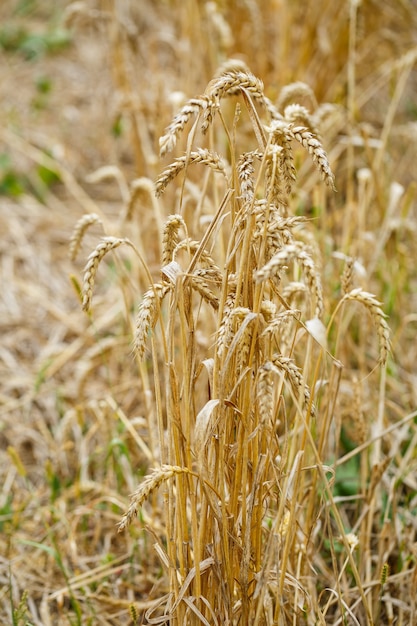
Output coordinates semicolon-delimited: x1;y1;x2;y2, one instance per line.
1;1;417;625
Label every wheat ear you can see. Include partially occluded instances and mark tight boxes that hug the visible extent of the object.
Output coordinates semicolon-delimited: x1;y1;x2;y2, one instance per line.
69;213;102;261
277;81;317;111
341;256;355;295
173;239;219;272
342;288;391;364
159;96;211;157
134;282;170;359
202;70;267;132
205;70;265;101
162;214;186;266
257;363;274;426
118;465;191;532
262;310;301;338
155;148;227;196
276;131;297;195
216;285;237;358
287;125;336;189
214;58;252;77
237;150;263;202
272;353;315;415
253;204;303;258
284;104;320;136
190;272;220;310
124;177;156;221
255;242;323;318
82;237;129;311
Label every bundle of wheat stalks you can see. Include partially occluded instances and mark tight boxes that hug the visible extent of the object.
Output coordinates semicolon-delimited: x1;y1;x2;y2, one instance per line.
76;65;390;625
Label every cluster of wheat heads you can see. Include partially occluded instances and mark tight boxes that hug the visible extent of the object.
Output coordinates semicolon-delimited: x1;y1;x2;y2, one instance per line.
75;66;390;625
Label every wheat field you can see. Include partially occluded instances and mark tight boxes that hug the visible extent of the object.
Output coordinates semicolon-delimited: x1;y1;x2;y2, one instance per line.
1;1;417;625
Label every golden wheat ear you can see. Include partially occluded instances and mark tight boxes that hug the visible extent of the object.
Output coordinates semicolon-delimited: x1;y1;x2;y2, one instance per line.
82;237;129;311
69;213;102;261
159;96;211;157
133;282;170;359
155;148;227;196
118;465;191;532
341;289;391;365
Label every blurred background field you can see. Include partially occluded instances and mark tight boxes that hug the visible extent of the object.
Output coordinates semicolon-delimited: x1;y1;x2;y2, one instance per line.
1;1;417;624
